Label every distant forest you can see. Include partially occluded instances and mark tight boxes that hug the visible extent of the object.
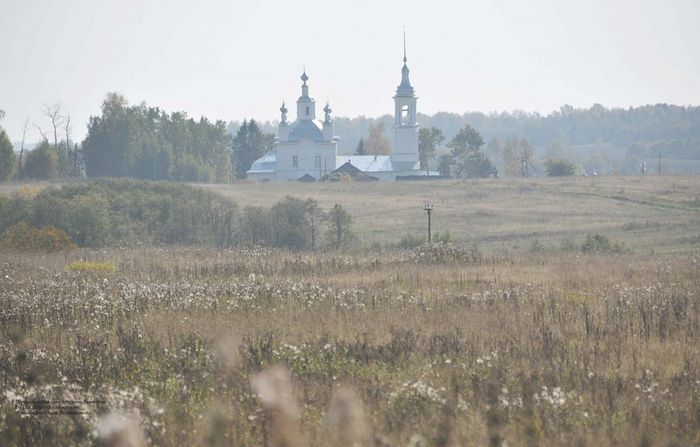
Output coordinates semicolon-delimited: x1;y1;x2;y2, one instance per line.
4;101;700;183
231;104;700;162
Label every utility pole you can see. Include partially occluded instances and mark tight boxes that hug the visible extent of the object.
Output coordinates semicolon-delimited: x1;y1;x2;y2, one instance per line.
658;153;661;176
424;203;433;243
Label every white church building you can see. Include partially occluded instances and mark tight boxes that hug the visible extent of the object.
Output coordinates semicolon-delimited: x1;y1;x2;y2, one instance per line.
247;44;425;181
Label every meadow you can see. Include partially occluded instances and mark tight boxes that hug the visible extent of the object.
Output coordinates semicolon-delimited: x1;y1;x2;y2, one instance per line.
204;176;700;254
1;176;699;446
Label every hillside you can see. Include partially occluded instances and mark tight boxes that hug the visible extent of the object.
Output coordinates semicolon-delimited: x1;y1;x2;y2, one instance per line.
204;176;700;254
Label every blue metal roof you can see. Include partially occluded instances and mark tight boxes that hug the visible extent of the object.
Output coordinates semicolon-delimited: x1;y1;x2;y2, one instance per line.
248;153;421;175
336;156;394;172
288;120;324;142
248;151;277;173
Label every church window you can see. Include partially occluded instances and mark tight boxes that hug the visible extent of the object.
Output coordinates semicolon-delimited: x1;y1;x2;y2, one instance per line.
315;156;321;168
306;106;310;116
292;155;299;167
401;105;410;123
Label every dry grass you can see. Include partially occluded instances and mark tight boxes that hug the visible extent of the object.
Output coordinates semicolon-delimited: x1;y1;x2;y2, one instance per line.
1;248;699;446
200;176;700;253
1;177;699;445
2;176;698;252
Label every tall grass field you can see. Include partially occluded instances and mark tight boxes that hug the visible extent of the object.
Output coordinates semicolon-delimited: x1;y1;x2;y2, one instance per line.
1;176;699;446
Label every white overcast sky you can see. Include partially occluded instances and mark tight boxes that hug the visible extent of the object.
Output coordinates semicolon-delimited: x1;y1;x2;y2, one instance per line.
1;0;699;142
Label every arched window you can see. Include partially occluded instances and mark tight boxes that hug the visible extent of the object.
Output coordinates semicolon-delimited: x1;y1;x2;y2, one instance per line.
401;105;410;123
306;106;310;116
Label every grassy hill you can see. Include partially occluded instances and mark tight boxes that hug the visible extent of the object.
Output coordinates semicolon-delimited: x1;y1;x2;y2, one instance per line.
202;176;700;254
2;176;698;254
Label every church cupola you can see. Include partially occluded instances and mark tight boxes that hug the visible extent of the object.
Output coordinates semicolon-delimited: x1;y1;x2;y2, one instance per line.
279;101;290;141
297;69;316;121
396;42;414;96
322;101;334;140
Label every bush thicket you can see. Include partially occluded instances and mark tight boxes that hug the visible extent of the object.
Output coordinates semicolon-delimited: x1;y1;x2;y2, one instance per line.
544;158;576;176
0;180;237;248
0;222;77;252
23;141;59;180
581;233;628;254
0;180;353;250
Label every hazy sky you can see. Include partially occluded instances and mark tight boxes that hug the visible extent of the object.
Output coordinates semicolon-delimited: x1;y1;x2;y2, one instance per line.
1;0;699;142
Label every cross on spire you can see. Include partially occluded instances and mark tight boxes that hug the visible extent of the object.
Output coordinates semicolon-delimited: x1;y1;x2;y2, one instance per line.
403;28;407;63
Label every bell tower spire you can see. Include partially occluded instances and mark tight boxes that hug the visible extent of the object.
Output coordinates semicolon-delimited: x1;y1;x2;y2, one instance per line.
297;68;316;121
393;31;419;164
403;28;407;63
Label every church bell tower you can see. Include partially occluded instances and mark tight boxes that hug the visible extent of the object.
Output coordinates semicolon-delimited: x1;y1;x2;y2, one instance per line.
393;32;419;164
297;69;316;121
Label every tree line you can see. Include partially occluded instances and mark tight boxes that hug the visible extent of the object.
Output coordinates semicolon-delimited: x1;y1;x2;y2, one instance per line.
234;103;700;160
82;93;232;182
3;100;699;184
0;96;277;183
0;180;354;250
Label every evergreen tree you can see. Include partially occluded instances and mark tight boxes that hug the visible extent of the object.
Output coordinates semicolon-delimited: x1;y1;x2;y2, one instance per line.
232;119;274;179
0;128;16;181
355;138;366;155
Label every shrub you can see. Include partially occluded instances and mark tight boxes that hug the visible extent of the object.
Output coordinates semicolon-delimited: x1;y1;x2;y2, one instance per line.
407;241;482;264
528;239;546;253
558;238;577;252
580;233;628;254
0;179;238;248
398;234;425;249
433;230;454;244
325;172;352;182
270;196;312;250
544;158;576;176
0;180;355;251
23;141;59;179
0;222;77;252
67;261;117;274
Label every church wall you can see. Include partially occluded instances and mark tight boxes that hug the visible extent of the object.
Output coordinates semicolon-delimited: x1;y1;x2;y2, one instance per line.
393;126;419;163
276;139;338;181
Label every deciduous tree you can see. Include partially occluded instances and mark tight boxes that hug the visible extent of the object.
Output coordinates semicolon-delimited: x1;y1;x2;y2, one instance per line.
364;122;391;155
446;125;497;178
83;93;231;181
326;204;353;250
23;141;58;180
418;127;444;173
